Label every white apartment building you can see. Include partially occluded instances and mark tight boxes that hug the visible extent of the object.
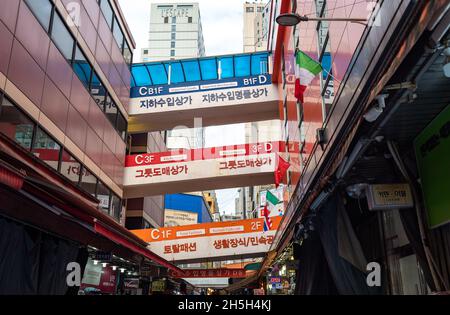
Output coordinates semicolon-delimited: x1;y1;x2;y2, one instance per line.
141;3;206;62
243;1;271;53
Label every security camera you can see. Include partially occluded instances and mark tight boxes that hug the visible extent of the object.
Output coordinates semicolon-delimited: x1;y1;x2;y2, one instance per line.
364;94;389;122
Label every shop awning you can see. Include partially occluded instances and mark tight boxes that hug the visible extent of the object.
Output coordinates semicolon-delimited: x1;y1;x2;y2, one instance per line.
0;134;182;274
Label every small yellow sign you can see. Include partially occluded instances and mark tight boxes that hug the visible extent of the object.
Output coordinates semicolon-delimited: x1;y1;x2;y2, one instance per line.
151;280;166;292
367;184;414;210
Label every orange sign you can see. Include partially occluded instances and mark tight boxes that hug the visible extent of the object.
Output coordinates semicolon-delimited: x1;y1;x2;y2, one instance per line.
132;216;282;243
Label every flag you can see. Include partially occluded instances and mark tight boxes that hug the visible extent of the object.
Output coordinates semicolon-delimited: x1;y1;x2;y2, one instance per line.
262;204;273;231
294;50;322;103
266;190;281;206
274;155;290;188
266;190;281;216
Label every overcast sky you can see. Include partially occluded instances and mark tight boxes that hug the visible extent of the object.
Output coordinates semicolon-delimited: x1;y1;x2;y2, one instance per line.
118;0;254;215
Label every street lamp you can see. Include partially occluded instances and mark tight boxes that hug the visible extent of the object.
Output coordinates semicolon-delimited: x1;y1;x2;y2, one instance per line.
276;13;367;26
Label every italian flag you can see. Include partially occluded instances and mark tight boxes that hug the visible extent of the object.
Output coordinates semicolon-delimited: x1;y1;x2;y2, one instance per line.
295;51;322;103
262;190;282;231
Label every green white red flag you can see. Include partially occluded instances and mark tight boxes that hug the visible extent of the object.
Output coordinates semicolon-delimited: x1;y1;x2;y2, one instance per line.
294;51;322;103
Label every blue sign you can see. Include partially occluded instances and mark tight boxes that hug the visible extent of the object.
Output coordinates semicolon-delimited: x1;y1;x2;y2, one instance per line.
130;74;272;98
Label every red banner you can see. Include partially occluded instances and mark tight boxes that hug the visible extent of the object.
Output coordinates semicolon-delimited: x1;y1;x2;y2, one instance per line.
169;268;247;278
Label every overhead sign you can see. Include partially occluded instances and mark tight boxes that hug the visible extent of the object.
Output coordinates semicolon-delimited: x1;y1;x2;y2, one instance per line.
123;142;284;198
169;269;246;279
128;74;279;133
131;216;282;263
415;105;450;228
366;184;414;211
165;209;198;227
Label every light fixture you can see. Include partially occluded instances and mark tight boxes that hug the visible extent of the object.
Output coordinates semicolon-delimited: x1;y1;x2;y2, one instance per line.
276;13;367;27
102;262;108;268
93;260;99;265
112;266;117;271
120;268;126;273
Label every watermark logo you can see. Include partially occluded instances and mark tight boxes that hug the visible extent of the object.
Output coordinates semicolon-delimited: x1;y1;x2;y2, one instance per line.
66;2;81;28
366;262;381;287
66;262;81;287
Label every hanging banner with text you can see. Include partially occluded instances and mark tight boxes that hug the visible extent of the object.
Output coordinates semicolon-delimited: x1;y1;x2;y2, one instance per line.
131;216;282;263
123;142;284;193
129;74;277;115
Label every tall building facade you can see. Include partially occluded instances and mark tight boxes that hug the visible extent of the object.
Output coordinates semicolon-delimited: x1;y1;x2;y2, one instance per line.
141;3;205;151
141;2;205;62
243;1;270;53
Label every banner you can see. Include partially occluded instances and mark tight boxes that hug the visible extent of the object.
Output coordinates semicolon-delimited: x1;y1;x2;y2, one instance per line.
132;217;282;262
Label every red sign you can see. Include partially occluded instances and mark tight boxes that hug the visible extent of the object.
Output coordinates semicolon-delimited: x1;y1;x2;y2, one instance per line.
125;141;285;167
169;269;246;278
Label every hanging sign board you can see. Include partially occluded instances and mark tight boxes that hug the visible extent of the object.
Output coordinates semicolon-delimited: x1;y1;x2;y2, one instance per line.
366;184;413;211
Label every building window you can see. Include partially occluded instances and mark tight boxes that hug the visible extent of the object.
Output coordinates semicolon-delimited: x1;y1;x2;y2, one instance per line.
117;112;128;140
0;97;35;150
143;49;149;55
100;0;114;28
188;17;193;23
24;0;53;32
171;33;176;40
171;41;175;49
172;17;176;24
111;194;122;222
123;41;133;65
80;167;97;196
246;7;254;13
73;47;92;89
170;50;175;57
60;150;81;186
164;17;169;24
51;13;75;61
32;128;61;171
90;72;106;110
113;17;124;50
171;25;176;32
96;181;111;214
105;96;118;126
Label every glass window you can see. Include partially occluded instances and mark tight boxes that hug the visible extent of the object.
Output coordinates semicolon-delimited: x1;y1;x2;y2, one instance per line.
172;17;176;24
171;33;176;40
171;25;176;32
80;167;97;196
113;18;124;50
90;72;106;110
60;150;81;185
170;50;175;57
105;97;118;126
96;181;111;214
116;112;127;140
111;194;122;222
100;0;114;28
25;0;53;32
0;97;34;150
188;17;193;23
246;7;254;13
73;47;92;89
164;17;169;24
123;41;132;65
51;13;75;61
171;41;175;49
32;128;61;171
